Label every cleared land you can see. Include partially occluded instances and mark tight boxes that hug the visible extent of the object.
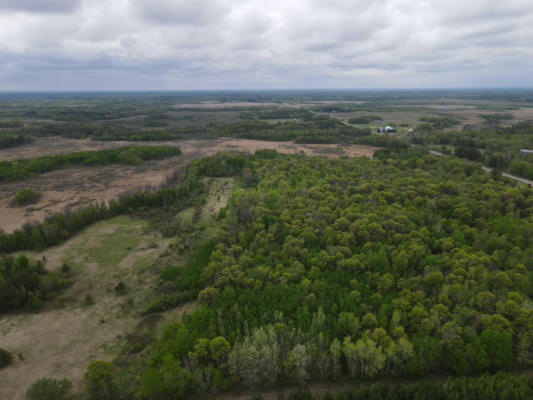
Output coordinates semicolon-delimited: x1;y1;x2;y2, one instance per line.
0;137;376;233
0;216;172;400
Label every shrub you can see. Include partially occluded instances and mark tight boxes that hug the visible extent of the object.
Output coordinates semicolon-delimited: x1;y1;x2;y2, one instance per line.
84;361;122;400
0;347;12;368
114;281;127;295
83;294;95;306
11;188;41;206
26;378;72;400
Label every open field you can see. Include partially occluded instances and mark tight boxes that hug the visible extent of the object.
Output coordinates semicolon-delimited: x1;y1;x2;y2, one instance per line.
0;216;173;400
0;137;376;233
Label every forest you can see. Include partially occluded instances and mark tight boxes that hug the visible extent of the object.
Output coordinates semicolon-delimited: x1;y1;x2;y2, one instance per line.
37;149;527;399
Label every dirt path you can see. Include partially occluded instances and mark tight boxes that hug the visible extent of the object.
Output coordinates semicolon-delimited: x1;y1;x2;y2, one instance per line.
481;166;533;186
429;149;533;186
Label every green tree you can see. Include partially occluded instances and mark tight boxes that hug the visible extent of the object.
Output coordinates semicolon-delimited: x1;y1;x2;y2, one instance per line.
480;329;513;371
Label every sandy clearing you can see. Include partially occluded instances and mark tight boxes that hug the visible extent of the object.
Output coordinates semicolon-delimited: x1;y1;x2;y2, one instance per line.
0;302;137;400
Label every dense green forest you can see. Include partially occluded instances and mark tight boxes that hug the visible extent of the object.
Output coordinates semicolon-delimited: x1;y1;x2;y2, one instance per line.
12;115;371;144
0;145;181;182
57;150;531;399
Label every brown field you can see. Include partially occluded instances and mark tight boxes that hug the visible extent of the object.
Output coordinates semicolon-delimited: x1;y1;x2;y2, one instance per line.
0;137;376;233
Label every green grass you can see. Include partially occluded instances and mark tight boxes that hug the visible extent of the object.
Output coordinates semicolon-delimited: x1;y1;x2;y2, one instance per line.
85;217;144;269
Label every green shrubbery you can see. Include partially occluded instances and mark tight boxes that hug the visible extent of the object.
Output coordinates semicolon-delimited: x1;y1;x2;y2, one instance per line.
0;347;12;368
0;254;68;313
11;188;41;206
26;378;72;400
0;134;33;149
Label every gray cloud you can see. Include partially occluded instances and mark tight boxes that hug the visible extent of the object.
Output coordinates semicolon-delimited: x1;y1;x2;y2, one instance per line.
0;0;81;13
131;0;231;26
0;0;532;89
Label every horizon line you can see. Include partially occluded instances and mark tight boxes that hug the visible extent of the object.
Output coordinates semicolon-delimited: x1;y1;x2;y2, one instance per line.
1;87;533;95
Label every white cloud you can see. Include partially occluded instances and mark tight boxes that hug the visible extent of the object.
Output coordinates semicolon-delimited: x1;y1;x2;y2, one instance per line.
0;0;532;89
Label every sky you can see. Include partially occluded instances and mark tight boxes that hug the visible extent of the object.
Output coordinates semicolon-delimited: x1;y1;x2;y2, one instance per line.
0;0;532;90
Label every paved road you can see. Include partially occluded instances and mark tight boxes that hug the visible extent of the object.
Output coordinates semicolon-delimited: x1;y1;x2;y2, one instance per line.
429;149;533;186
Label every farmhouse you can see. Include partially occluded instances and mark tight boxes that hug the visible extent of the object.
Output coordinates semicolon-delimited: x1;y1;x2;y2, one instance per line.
377;125;396;133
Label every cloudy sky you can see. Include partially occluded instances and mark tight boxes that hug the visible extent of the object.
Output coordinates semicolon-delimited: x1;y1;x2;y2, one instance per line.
0;0;532;90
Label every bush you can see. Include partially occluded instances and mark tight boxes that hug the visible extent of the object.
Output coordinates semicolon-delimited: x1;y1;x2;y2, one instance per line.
83;294;95;306
84;361;122;400
11;188;41;206
114;281;127;295
26;378;72;400
0;347;12;368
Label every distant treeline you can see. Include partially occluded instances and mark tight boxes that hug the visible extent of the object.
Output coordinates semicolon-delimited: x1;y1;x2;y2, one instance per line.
17;116;373;145
417;117;460;131
0;134;33;149
418;121;533;180
348;115;382;124
0;120;24;128
0;145;181;182
240;108;314;121
481;113;514;125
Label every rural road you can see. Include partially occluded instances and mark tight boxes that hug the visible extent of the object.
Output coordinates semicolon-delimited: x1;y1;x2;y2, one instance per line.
429;149;533;186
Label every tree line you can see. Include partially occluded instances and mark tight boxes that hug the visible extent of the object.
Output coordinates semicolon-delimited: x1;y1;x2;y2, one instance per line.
0;145;181;182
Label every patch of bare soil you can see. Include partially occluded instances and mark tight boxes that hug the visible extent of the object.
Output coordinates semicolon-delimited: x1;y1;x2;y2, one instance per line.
0;157;187;233
0;301;136;400
0;137;376;233
0;137;129;161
